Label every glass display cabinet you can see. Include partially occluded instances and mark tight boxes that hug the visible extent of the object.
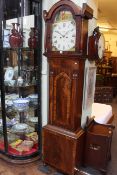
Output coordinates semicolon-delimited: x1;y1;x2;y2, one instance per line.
0;0;42;163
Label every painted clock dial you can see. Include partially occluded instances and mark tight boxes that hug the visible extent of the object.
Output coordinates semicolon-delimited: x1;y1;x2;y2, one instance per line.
52;10;76;51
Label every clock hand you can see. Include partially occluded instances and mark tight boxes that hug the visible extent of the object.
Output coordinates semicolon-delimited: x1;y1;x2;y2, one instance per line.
55;31;64;37
64;29;74;37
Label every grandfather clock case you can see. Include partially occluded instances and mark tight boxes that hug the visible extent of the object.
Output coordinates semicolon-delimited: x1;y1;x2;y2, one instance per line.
43;1;93;174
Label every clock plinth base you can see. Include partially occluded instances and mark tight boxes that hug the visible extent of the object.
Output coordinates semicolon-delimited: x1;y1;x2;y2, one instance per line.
42;124;85;175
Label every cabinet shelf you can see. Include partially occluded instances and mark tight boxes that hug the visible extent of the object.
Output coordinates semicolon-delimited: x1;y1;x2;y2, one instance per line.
3;47;34;51
5;84;37;88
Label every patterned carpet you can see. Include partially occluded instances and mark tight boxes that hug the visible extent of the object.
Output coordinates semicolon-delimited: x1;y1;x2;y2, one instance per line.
39;97;117;175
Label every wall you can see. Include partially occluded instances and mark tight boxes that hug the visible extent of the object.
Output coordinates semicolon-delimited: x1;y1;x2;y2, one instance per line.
42;0;98;126
87;0;98;35
103;32;117;57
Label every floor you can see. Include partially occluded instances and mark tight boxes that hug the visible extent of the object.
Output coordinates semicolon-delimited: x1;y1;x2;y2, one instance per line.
0;159;45;175
0;98;116;175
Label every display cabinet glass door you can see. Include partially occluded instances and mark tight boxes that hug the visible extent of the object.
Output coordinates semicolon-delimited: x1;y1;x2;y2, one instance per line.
0;0;42;160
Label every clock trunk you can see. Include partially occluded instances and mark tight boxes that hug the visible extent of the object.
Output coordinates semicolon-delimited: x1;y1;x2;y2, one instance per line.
49;58;85;131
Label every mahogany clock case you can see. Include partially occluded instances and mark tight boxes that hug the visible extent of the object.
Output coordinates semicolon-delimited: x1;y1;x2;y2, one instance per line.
42;0;94;174
43;0;93;131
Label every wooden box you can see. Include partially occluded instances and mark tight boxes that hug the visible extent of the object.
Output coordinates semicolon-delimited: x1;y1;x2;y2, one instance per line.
84;122;114;173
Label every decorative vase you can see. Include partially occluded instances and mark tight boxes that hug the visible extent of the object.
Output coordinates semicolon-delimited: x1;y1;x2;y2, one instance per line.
9;23;23;48
28;27;38;49
17;76;23;86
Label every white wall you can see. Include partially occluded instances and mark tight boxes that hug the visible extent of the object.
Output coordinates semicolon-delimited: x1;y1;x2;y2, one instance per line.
42;0;98;126
43;0;87;10
87;0;98;36
103;32;117;57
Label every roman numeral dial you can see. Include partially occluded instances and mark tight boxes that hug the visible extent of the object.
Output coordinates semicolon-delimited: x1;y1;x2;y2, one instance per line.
52;21;76;51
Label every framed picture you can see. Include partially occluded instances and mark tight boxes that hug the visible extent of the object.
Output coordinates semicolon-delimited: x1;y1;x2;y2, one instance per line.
84;67;96;109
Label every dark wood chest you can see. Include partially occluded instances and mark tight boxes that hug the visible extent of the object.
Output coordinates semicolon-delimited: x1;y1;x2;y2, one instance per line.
84;122;115;173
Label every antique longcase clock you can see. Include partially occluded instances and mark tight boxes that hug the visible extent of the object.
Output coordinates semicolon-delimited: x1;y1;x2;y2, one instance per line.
43;1;93;174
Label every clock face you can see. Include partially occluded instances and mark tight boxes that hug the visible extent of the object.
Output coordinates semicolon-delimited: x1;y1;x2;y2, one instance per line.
52;21;76;51
98;34;105;59
52;10;76;51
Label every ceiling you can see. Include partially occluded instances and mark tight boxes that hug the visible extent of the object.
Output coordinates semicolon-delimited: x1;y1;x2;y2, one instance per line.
98;0;117;30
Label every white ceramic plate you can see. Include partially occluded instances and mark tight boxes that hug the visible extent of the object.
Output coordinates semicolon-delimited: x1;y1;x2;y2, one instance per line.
4;67;14;81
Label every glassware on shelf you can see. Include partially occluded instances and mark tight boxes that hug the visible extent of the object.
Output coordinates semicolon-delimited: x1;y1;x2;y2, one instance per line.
9;23;23;48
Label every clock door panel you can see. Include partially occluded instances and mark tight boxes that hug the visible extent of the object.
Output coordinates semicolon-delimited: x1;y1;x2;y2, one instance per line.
49;59;84;131
54;72;71;128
